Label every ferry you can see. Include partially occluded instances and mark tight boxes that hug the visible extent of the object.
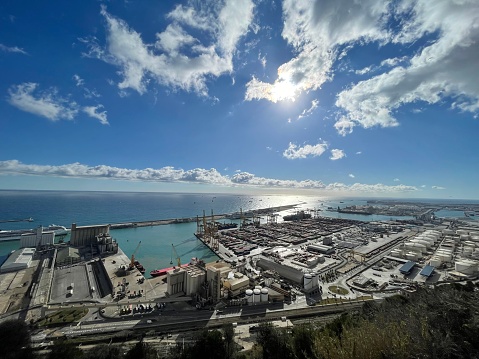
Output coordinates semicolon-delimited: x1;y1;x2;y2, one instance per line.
47;225;69;236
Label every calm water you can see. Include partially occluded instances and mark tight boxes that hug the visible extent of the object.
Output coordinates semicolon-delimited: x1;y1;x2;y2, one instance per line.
1;190;475;274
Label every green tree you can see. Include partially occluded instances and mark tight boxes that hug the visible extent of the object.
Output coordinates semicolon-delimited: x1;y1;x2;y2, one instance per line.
0;319;36;359
47;340;83;359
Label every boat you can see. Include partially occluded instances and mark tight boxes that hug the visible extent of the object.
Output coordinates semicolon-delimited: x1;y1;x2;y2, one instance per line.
47;225;69;236
150;263;189;277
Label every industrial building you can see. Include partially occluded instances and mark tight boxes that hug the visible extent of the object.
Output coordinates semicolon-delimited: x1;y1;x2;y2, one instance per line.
20;226;55;248
70;223;110;247
0;248;36;273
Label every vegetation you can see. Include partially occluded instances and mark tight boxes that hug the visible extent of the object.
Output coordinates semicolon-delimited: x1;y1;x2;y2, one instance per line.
327;286;349;295
6;283;479;359
37;308;88;326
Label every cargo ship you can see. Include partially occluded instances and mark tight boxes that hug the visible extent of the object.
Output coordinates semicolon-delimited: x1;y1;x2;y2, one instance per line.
150;263;189;277
150;257;199;277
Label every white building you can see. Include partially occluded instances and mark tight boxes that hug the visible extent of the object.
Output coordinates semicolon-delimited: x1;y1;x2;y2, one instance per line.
1;248;36;273
20;226;55;248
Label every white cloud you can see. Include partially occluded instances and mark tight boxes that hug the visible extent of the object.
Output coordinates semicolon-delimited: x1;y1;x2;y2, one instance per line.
8;82;107;125
356;151;362;155
258;52;267;68
283;142;328;159
330;149;345;161
73;74;101;98
0;160;419;194
245;0;390;103
349;174;355;178
335;0;479;135
73;74;84;87
297;99;319;120
8;83;78;121
393;178;400;182
432;185;446;190
83;105;109;125
0;43;27;55
84;2;254;96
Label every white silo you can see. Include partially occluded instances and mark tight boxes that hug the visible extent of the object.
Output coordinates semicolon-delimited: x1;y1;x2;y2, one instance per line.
253;288;261;303
455;259;478;275
245;289;253;305
260;288;269;302
429;257;442;267
303;273;313;291
312;272;319;288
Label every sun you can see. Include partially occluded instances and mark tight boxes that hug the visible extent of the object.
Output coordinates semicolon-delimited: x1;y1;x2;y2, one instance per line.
271;79;297;102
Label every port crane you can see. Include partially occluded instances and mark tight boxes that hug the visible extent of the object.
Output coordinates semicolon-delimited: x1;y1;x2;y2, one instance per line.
170;243;181;267
129;241;142;270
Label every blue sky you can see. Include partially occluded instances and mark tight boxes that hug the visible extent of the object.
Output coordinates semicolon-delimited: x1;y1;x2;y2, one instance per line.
1;0;478;199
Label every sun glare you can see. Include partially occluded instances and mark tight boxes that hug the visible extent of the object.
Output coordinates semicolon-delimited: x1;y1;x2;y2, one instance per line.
271;80;297;102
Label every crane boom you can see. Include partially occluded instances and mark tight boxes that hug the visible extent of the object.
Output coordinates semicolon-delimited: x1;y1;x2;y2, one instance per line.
171;243;181;267
130;241;142;269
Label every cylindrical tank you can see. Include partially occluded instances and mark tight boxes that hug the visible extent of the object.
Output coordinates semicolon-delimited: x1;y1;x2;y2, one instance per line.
455;260;478;275
406;252;417;261
253;288;261;304
312;272;319;288
470;236;479;242
303;273;312;291
429;257;442;267
260;288;268;302
245;289;253;305
255;285;262;290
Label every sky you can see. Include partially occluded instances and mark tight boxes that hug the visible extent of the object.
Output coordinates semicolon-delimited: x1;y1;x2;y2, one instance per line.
1;0;478;199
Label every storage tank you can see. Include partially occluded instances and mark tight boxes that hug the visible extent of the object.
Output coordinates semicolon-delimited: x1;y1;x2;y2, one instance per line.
429;257;442;267
253;288;261;303
303;273;313;291
460;235;471;241
312;272;319;288
442;229;454;235
405;252;417;261
245;289;253;305
260;288;269;302
470;236;479;242
455;260;478;275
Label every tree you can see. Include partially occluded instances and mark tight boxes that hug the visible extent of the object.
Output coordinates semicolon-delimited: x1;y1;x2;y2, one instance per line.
47;340;84;359
0;319;35;359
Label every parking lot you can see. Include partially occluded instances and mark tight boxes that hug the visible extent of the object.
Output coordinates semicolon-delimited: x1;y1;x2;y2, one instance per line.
50;265;92;303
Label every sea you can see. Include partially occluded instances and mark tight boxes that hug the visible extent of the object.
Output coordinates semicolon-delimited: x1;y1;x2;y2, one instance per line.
0;190;477;275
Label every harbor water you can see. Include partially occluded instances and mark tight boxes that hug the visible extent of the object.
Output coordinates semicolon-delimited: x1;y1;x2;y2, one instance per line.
1;190;476;275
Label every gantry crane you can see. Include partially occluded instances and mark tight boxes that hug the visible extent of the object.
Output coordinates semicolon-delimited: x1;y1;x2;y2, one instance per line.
129;241;142;270
170;243;181;267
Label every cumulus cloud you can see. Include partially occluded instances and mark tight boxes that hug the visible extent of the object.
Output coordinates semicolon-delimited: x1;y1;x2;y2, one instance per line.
330;149;345;160
83;105;109;125
335;0;479;135
283;142;328;159
245;0;390;103
8;82;108;124
349;174;355;178
8;83;79;121
0;160;419;194
83;1;254;96
393;178;400;182
0;43;28;55
432;185;446;190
